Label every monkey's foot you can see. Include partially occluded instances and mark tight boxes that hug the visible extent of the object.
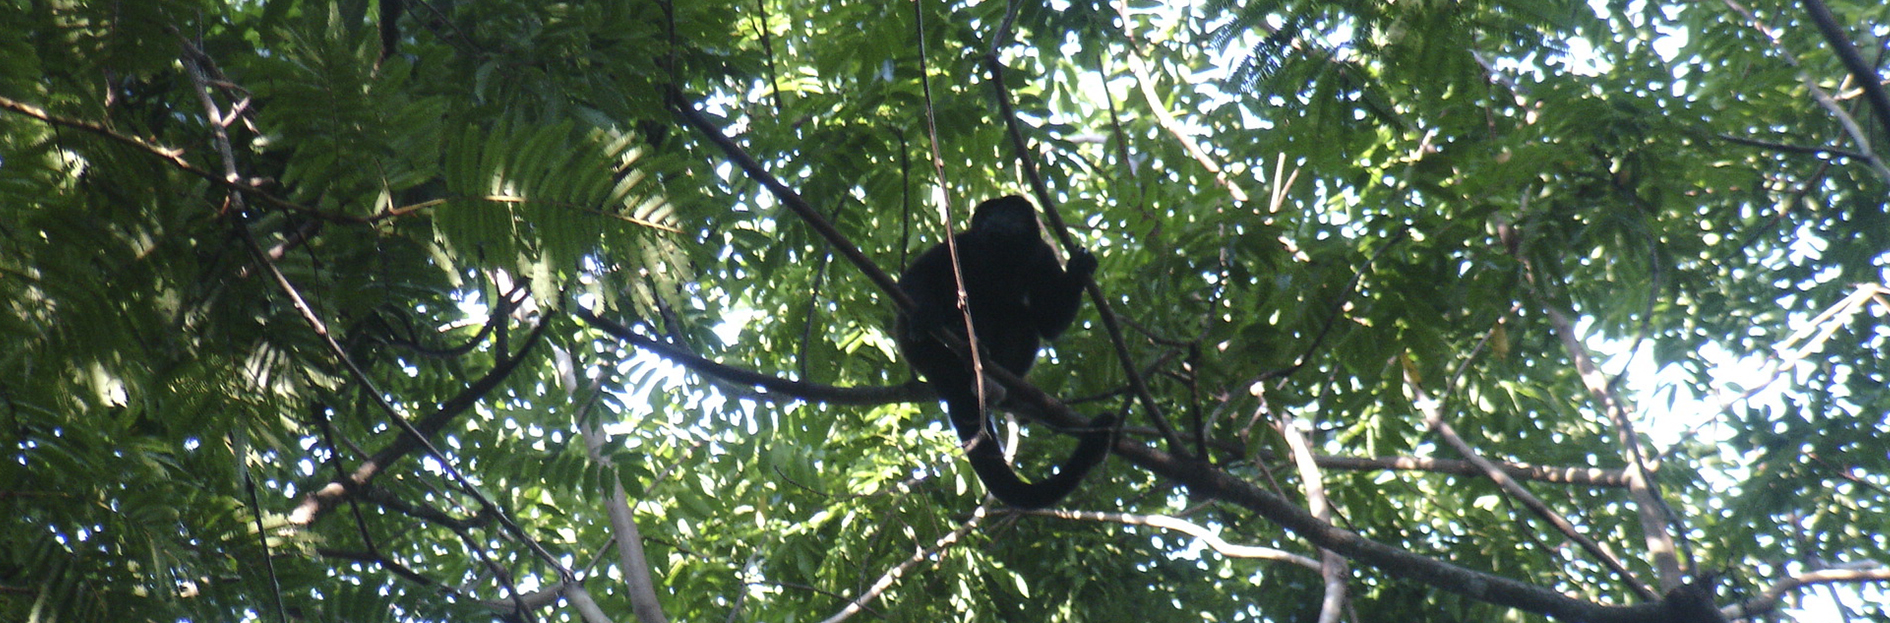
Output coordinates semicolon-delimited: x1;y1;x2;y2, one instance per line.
976;373;1008;409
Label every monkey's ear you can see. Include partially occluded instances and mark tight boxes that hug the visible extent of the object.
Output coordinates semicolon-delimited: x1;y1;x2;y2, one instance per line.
1066;248;1098;280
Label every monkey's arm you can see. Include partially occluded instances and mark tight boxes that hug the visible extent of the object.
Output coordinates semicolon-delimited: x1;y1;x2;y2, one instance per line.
897;244;963;342
1030;246;1096;340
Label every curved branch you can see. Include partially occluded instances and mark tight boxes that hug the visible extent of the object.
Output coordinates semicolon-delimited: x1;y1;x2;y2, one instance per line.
1722;564;1890;619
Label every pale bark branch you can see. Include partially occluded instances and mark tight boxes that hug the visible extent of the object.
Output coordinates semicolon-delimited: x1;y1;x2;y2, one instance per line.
1020;509;1321;569
817;507;987;623
574;366;670;623
1722;564;1890;620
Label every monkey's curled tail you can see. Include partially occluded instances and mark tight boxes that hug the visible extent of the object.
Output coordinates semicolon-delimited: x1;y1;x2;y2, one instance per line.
946;395;1116;509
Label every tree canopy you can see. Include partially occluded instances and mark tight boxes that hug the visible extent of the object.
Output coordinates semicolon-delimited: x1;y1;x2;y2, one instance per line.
3;0;1888;621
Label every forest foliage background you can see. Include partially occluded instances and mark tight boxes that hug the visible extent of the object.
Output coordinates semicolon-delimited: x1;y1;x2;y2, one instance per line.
2;0;1888;621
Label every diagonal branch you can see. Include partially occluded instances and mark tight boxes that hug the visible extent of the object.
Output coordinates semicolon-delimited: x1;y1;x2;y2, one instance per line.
1274;407;1351;622
573;368;671;623
576;308;927;405
817;506;988;623
666;89;910;312
0;94;361;223
178;50;561;580
1799;0;1890;143
1536;301;1682;589
288;325;550;525
983;47;1181;450
1720;0;1890;181
1114;33;1251;204
1404;368;1659;601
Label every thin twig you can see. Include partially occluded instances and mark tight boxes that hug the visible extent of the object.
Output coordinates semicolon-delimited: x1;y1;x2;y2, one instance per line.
816;506;988;623
0;94;354;222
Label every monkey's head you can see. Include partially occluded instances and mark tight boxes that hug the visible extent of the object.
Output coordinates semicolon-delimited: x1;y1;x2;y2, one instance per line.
969;195;1043;241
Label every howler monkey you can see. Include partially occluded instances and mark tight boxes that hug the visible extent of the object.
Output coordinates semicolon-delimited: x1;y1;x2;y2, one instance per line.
896;195;1115;509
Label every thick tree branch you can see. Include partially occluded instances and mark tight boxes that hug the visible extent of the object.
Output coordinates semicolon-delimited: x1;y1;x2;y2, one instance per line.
1537;301;1683;588
573;368;671;623
1507;198;1682;590
1274;408;1350;622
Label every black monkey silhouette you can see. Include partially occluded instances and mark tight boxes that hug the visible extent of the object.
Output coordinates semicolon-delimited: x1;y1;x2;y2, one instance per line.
896;195;1114;509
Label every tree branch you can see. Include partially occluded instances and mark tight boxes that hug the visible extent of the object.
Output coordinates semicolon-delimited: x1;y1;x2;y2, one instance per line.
997;366;1715;623
1274;408;1351;622
1720;0;1890;181
576;308;927;406
1721;564;1890;619
983;45;1181;451
666;89;911;312
817;506;987;623
573;367;671;623
1714;132;1869;160
1019;508;1321;569
1799;0;1890;143
1308;453;1633;487
0;94;361;222
1405;368;1658;601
